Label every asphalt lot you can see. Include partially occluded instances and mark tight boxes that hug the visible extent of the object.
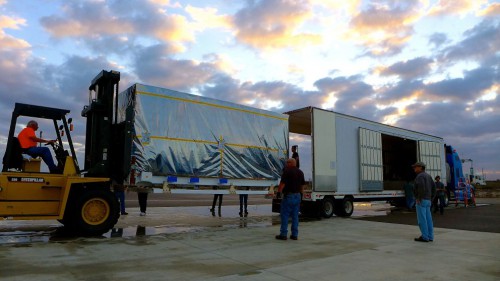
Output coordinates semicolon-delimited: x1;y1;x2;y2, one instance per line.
123;193;500;233
355;198;500;233
1;198;499;281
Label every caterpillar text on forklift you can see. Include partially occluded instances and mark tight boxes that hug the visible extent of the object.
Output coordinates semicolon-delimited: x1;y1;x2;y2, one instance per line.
0;70;481;235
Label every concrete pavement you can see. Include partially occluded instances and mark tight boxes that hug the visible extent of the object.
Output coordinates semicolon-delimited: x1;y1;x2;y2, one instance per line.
1;203;499;281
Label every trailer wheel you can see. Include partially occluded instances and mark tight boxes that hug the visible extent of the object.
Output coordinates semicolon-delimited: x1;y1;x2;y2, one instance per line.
335;197;354;217
73;189;120;236
320;197;335;218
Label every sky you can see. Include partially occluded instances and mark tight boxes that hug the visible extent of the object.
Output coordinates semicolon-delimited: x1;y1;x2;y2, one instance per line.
0;0;499;180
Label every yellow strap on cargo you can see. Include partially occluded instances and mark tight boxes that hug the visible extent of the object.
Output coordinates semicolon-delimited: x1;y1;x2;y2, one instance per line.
136;90;288;121
136;135;280;152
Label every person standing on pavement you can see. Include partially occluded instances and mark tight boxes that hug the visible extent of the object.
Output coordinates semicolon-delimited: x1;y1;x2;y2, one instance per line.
412;161;435;242
291;145;300;168
276;158;305;241
210;186;223;214
433;176;445;215
239;193;248;216
138;190;148;216
113;182;128;215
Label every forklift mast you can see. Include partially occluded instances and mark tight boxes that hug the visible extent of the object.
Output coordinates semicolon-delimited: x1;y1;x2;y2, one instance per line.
81;70;122;181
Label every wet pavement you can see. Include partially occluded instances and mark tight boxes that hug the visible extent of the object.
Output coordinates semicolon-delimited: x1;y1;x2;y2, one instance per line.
1;200;499;280
0;202;391;245
356;200;500;233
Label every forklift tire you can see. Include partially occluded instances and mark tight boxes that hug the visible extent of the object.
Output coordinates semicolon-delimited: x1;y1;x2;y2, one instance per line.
73;189;120;236
320;197;335;218
334;197;354;217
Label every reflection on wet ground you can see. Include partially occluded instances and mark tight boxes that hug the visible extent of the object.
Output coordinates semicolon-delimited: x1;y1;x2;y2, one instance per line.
0;202;394;245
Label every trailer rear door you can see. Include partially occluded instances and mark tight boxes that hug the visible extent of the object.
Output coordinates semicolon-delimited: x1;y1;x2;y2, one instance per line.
418;141;442;180
312;108;337;191
359;128;383;191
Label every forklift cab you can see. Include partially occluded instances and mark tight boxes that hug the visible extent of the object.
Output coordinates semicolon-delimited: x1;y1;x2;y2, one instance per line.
2;103;79;173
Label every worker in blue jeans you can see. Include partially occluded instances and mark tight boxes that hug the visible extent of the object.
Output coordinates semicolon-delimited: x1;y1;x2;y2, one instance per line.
276;158;305;241
412;161;435;242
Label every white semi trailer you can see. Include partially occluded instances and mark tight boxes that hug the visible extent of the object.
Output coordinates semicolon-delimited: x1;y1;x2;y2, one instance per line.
274;107;446;218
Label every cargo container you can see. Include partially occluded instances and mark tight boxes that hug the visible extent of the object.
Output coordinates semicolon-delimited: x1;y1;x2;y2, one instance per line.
116;83;289;195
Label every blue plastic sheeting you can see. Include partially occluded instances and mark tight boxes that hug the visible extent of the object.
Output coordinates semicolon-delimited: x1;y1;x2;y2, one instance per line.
118;84;288;181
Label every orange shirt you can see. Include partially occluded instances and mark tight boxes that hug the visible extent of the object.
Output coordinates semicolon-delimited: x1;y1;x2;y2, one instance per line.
18;127;37;149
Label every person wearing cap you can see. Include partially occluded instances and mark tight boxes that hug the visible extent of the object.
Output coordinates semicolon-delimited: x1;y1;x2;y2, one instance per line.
433;175;445;215
412;161;435;242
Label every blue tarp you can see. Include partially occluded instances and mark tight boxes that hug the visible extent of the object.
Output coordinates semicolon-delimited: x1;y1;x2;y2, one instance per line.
118;84;288;181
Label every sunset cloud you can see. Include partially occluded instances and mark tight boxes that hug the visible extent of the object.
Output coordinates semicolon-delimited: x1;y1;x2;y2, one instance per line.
41;0;195;45
231;0;322;49
0;15;29;49
185;5;231;30
478;2;500;16
428;0;489;16
346;1;427;56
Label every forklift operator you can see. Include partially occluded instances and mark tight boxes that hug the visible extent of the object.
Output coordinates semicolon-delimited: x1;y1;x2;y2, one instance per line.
18;120;58;173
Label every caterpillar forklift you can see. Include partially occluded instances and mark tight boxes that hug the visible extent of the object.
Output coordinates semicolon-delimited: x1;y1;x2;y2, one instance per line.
1;70;126;236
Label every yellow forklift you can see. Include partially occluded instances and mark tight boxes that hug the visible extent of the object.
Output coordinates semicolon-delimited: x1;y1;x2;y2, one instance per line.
1;70;124;236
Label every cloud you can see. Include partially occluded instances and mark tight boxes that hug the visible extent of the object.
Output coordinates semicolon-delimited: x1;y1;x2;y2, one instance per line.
201;73;323;113
185;5;231;30
309;0;360;14
40;0;195;51
346;1;426;56
40;2;134;37
132;44;219;91
428;0;489;16
0;15;29;49
313;75;377;117
428;32;448;47
397;96;500;139
425;65;498;100
377;80;424;104
440;19;500;63
378;57;434;80
478;2;500;16
231;0;322;49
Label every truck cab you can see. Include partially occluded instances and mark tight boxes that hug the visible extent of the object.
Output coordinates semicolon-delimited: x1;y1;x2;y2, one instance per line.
445;145;477;205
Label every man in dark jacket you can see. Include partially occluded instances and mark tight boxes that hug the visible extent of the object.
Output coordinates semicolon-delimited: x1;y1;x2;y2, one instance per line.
433;175;445;215
412;161;435;242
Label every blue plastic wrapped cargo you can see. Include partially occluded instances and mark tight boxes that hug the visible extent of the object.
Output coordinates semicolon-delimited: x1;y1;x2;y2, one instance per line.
117;83;288;190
